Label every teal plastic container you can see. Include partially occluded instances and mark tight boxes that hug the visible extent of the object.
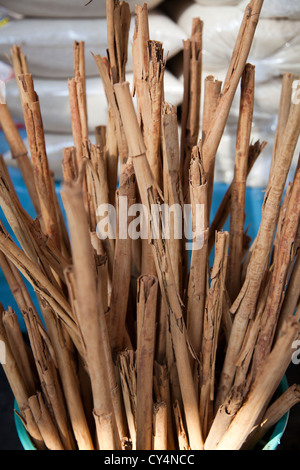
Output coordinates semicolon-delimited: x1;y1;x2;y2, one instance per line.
14;376;289;451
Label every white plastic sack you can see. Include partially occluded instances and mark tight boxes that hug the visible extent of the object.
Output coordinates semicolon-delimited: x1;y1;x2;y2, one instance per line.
0;0;164;18
166;0;300;79
239;0;300;20
0;12;186;78
5;69;183;134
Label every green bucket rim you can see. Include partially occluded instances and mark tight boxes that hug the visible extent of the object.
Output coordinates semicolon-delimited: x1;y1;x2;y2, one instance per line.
14;375;290;451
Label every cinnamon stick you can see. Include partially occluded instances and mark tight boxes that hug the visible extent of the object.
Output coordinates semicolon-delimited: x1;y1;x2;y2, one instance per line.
173;401;190;450
251;157;300;376
157;103;183;368
0;223;79;348
68;78;83;169
118;350;137;450
270;73;294;179
186;145;209;360
28;393;64;451
201;76;222;144
2;307;36;396
92;53;128;171
132;5;165;276
73;41;88;143
245;384;300;449
136;275;158;450
96;278;128;446
227;63;255;302
278;250;300;330
19;406;46;450
204;387;243;450
153;402;168;450
23;307;75;450
0;103;40;214
153;362;176;450
109;161;136;354
202;0;265;212
114;81;204;450
215;314;300;450
10;45;29;109
61;178;120;450
216;89;300;409
39;304;94;451
106;0;130;85
17;73;61;249
0;306;30;415
208;140;267;253
105;108;119;206
0;156;66;289
199;231;229;438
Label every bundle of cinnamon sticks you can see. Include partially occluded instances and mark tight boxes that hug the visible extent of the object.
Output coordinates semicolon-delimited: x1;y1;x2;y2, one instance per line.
0;0;299;451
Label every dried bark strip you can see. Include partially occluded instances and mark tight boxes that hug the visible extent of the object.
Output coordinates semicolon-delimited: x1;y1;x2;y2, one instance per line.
28;393;64;450
270;73;294;179
180;18;203;205
186;145;209;360
199;231;229;438
251;158;300;375
208;140;267;254
202;0;265;212
109;161;136;354
18;74;61;249
62;179;120;450
153;401;168;450
0;102;40;213
215;315;300;450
